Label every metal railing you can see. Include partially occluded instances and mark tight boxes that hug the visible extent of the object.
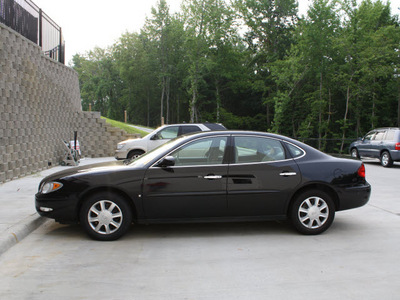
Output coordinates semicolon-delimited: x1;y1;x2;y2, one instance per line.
0;0;64;64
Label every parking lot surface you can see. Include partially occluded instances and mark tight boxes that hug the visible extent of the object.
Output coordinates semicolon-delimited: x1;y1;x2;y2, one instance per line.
0;160;399;299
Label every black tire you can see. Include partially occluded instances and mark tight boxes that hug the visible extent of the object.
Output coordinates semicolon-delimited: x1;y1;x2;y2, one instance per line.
80;192;132;241
380;151;393;168
290;189;335;235
128;150;145;160
350;148;359;159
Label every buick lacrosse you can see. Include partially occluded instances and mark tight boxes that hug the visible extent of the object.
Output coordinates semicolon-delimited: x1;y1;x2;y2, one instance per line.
36;131;371;240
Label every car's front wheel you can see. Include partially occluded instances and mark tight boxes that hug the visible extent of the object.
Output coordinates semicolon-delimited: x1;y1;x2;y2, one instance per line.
290;190;335;235
80;192;132;241
380;151;393;168
128;150;145;160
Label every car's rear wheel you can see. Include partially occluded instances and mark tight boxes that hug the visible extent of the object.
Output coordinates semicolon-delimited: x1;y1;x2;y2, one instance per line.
350;148;359;159
290;190;335;235
380;151;393;168
80;192;132;241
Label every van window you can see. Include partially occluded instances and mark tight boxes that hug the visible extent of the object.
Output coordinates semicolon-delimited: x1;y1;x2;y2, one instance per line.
385;130;395;141
374;131;385;141
364;131;375;141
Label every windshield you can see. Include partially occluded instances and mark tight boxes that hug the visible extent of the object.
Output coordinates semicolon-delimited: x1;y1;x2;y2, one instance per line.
127;135;189;167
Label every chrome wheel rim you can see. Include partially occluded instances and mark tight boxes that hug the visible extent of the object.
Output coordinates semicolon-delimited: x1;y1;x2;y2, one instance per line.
298;196;329;229
87;200;123;235
381;153;389;166
351;149;357;158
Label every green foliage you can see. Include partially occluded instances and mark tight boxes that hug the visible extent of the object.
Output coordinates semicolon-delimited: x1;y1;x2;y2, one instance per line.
101;117;151;137
72;0;400;148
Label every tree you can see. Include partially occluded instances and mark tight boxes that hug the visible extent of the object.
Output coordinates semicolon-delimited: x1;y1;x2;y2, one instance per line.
235;0;298;127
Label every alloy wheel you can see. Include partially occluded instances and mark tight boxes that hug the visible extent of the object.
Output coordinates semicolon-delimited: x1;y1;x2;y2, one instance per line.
87;200;123;235
297;196;329;229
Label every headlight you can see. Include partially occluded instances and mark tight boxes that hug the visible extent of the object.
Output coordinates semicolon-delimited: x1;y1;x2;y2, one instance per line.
117;143;125;150
41;182;63;194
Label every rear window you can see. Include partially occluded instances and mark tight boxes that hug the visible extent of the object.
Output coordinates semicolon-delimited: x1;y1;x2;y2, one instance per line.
385;130;396;141
203;123;227;130
181;126;201;135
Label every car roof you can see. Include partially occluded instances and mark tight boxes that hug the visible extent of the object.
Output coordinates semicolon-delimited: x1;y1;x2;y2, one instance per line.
371;127;400;131
160;123;225;127
183;130;315;146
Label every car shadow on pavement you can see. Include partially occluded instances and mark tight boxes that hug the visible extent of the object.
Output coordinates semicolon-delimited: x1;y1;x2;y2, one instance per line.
44;220;295;241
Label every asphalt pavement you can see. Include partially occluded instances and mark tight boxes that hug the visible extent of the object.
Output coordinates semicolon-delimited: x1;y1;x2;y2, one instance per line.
0;157;116;256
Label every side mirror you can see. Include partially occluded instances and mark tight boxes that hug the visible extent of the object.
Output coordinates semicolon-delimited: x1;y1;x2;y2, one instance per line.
150;134;159;140
157;156;175;168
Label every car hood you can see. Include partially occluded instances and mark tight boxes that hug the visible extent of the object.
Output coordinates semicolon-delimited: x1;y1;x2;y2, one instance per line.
120;137;144;143
41;160;128;182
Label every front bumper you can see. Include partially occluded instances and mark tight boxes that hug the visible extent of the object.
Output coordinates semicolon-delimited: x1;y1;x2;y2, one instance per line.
35;193;80;223
115;149;129;160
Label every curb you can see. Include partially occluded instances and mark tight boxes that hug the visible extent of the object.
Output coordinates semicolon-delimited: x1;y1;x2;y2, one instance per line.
0;214;48;256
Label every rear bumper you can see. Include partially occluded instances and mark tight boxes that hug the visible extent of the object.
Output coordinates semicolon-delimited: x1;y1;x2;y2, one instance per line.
389;150;400;161
337;183;371;211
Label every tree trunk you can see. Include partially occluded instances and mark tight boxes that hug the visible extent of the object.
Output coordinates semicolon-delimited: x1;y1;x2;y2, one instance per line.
341;75;353;152
160;77;165;125
216;79;220;122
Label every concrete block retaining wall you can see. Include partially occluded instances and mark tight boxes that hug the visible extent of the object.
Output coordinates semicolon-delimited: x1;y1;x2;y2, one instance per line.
0;23;136;183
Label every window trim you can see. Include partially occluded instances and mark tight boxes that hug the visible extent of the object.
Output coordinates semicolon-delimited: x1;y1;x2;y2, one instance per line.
229;134;306;165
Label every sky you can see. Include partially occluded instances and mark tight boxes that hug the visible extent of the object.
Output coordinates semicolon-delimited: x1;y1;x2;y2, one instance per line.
33;0;399;65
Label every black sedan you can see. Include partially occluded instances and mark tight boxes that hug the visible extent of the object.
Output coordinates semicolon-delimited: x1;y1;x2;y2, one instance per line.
36;131;371;240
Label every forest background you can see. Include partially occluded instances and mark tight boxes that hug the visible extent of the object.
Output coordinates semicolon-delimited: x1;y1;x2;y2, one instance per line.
71;0;400;152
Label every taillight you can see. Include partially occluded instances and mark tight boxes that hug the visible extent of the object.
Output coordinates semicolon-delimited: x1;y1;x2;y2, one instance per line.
357;164;366;178
395;143;400;151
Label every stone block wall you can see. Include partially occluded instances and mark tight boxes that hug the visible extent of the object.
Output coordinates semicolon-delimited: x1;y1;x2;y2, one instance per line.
0;23;137;183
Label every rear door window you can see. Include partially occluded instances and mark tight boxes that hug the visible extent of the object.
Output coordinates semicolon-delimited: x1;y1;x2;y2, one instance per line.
374;131;385;141
233;136;286;163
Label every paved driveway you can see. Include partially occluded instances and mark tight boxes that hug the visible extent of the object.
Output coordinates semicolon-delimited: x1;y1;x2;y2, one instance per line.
0;161;399;299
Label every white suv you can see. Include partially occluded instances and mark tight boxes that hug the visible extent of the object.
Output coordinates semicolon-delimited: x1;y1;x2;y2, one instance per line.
115;123;226;160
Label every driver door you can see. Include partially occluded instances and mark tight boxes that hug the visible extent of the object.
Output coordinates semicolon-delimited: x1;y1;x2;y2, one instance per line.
143;136;229;220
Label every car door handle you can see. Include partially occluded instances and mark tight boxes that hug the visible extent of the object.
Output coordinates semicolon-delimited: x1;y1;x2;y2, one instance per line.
279;172;297;177
203;175;222;180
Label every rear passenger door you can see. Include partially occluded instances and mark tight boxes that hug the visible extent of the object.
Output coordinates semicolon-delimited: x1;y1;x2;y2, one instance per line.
370;130;387;158
227;135;301;217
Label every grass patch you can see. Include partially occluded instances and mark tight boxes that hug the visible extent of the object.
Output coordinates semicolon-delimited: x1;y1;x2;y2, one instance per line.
101;117;152;137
